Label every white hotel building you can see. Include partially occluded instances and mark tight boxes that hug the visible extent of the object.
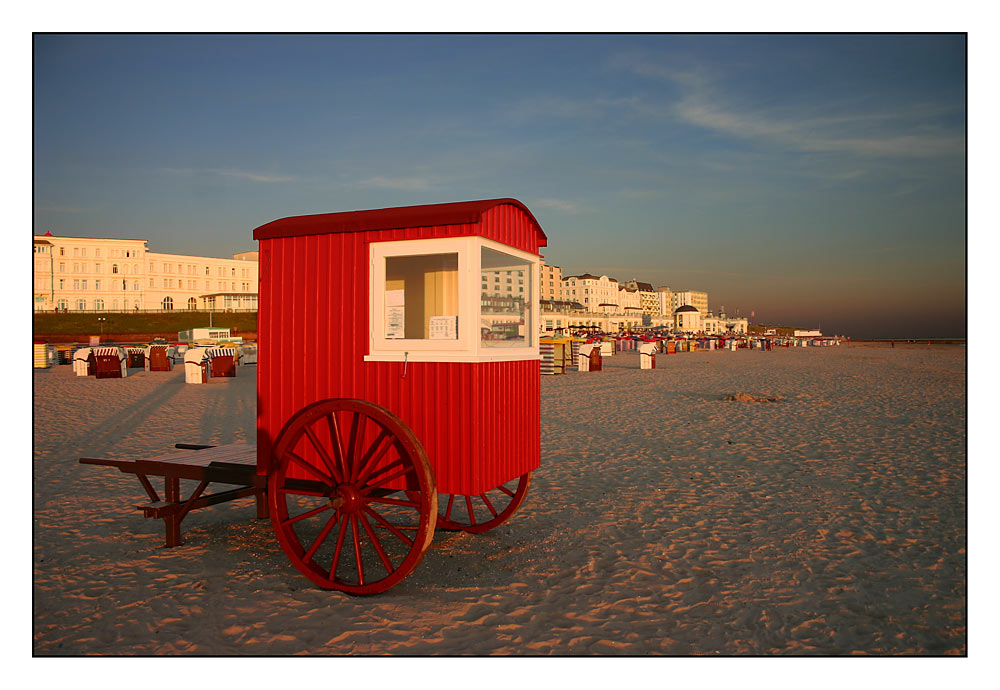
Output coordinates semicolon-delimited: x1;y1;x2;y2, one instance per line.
561;273;621;313
672;289;709;315
33;233;259;312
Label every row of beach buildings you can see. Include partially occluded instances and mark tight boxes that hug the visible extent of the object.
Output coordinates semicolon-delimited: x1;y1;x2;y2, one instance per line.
33;232;796;338
532;260;748;335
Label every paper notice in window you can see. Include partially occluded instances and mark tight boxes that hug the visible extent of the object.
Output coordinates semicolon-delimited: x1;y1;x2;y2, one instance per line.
386;306;405;339
429;315;458;340
385;289;405;307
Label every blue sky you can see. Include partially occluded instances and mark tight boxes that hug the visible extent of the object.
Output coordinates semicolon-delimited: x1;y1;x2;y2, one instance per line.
33;33;967;338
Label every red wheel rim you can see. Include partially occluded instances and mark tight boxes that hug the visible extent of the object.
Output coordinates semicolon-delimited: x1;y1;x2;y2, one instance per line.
269;399;436;594
436;473;531;534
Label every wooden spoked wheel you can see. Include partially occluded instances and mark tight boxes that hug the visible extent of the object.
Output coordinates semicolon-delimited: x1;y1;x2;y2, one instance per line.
269;399;437;595
435;472;532;534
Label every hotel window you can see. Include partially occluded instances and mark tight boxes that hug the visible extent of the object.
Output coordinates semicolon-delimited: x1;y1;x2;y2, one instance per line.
57;299;68;310
58;279;64;289
162;296;174;310
205;266;210;275
133;281;139;291
150;262;155;271
73;280;80;289
112;264;118;274
231;267;236;276
134;264;139;274
74;248;79;257
95;248;100;257
59;262;65;272
76;299;86;310
81;248;87;257
163;278;168;288
59;247;65;256
95;280;101;290
81;280;87;290
94;299;103;310
95;263;102;273
187;297;197;310
72;263;79;272
149;278;154;287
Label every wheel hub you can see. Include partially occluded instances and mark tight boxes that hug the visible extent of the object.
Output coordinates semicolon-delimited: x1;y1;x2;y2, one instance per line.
331;483;362;513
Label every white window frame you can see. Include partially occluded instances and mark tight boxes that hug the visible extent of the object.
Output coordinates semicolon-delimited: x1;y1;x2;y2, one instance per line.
366;236;540;363
367;236;474;360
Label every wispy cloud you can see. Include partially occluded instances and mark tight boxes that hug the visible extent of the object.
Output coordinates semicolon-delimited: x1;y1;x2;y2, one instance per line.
355;175;436;191
533;198;583;214
160;167;293;182
213;169;293;183
505;94;659;123
610;53;965;160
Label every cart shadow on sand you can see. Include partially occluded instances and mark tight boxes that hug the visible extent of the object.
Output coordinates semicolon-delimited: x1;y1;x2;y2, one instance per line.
34;369;190;460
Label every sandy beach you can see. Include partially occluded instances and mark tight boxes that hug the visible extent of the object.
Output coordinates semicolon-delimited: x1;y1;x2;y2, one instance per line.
32;343;966;655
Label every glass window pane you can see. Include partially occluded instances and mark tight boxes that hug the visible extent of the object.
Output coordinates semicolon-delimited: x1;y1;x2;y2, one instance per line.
384;253;459;340
480;247;531;347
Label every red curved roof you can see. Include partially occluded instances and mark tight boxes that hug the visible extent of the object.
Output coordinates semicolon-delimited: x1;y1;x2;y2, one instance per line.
253;198;546;243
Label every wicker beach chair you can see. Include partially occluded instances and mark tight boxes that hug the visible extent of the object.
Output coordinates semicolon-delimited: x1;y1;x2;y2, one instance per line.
93;347;127;379
206;347;238;378
146;345;173;372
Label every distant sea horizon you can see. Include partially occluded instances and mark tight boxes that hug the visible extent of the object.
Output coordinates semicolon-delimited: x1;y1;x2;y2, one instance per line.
850;337;966;343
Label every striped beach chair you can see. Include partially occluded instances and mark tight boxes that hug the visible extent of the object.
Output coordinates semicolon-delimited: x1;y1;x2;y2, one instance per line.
93;347;127;379
206;347;238;378
145;345;173;372
125;347;146;369
539;339;565;375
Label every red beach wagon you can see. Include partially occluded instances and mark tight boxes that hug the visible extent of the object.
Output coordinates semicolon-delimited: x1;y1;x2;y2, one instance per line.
82;198;546;595
254;198;545;593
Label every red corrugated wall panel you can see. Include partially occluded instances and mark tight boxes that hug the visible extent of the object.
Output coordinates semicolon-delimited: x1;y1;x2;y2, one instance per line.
256;203;541;495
